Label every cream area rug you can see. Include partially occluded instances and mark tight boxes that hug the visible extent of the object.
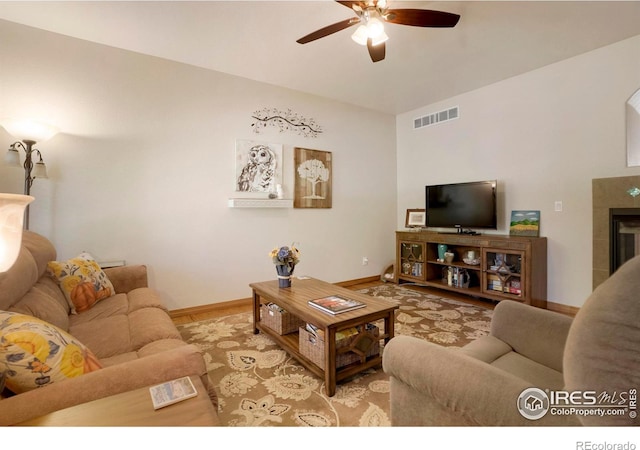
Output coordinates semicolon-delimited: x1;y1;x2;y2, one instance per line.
177;284;493;427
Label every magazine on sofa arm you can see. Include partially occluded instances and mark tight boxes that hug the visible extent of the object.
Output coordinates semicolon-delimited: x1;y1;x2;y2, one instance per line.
149;376;198;410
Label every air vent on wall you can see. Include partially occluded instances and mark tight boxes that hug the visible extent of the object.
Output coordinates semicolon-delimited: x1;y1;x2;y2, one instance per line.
413;106;459;130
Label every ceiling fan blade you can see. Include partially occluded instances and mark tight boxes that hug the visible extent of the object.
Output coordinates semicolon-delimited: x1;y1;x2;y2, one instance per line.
367;39;385;63
385;9;460;28
296;18;359;44
335;1;363;11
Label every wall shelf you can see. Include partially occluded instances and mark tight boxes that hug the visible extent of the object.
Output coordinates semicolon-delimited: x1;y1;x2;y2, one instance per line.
228;198;293;208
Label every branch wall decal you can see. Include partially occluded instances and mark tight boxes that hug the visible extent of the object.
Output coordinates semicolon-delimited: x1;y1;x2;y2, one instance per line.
251;108;323;138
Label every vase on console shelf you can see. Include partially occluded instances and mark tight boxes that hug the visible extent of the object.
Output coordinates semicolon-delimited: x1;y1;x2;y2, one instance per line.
444;251;455;264
437;244;448;261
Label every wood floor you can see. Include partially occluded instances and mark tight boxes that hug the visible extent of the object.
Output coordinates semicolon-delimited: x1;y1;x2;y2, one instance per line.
170;279;497;325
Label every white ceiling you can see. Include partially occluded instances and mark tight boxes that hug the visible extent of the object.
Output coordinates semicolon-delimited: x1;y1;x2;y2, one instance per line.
1;1;640;115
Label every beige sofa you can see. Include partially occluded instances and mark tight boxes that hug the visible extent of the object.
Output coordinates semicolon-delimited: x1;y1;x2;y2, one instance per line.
383;253;640;426
0;231;219;425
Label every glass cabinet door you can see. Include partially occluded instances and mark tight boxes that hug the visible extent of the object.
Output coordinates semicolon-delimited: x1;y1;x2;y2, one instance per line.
483;249;524;299
399;241;425;280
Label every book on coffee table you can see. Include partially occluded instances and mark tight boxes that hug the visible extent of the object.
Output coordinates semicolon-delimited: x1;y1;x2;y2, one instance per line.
308;295;366;315
149;376;198;410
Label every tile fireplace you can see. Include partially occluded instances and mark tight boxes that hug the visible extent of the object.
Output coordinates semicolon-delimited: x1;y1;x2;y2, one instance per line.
610;208;640;273
593;176;640;289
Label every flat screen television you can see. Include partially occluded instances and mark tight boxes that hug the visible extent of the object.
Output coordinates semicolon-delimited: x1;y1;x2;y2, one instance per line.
425;180;497;232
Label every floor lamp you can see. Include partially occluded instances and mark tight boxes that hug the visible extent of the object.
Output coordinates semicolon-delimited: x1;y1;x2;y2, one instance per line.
0;193;33;272
1;119;58;229
0;192;32;396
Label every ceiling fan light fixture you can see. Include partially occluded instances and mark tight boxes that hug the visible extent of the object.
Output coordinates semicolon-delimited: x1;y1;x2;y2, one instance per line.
366;17;385;39
370;30;389;46
351;24;369;46
352;14;387;47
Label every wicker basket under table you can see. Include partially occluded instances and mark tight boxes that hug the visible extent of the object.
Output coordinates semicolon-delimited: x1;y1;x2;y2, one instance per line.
299;325;380;370
260;304;305;335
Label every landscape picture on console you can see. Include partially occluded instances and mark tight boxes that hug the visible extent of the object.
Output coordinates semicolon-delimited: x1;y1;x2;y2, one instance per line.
510;210;540;237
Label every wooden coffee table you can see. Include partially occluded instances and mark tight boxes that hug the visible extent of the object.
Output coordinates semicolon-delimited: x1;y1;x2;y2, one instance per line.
250;277;398;396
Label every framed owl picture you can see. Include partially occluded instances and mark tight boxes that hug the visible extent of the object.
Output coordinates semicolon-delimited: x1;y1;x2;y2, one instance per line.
235;140;283;194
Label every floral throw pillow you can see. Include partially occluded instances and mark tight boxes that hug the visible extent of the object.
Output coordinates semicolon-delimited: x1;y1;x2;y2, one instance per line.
47;252;115;313
0;311;102;394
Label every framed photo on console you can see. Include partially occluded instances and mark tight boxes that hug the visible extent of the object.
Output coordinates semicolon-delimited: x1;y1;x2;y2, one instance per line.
406;209;426;228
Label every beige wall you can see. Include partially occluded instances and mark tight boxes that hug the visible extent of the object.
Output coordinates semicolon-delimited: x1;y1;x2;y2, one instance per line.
0;20;397;310
4;19;640;310
396;34;640;308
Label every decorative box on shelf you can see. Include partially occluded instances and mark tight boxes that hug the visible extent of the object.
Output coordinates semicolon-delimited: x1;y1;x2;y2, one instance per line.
228;198;293;208
299;323;380;370
260;303;305;335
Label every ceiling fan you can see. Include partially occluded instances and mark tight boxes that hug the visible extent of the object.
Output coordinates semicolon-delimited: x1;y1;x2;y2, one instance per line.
296;0;460;63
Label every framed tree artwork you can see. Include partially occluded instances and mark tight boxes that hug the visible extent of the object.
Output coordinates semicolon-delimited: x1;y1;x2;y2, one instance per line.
294;147;332;208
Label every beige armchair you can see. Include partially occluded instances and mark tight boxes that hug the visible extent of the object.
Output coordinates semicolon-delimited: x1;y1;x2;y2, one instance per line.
382;254;640;426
